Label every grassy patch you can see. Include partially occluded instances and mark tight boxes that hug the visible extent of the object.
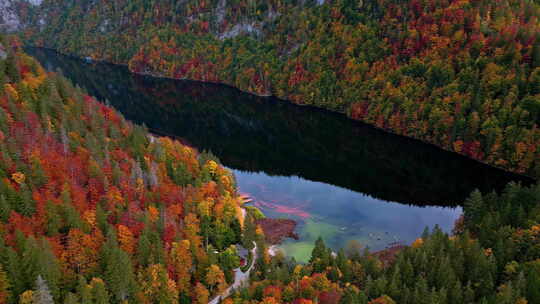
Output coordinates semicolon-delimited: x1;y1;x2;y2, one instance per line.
278;241;315;263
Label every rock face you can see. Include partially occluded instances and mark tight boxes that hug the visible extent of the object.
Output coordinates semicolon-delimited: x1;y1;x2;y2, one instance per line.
255;218;299;245
0;0;20;33
0;0;43;33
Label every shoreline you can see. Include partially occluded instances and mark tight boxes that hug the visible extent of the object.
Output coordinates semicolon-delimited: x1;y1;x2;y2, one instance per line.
255;218;299;245
25;46;537;183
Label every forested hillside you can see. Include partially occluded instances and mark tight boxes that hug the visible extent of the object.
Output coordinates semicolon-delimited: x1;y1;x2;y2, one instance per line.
229;181;540;304
1;27;540;304
11;0;540;177
0;36;252;303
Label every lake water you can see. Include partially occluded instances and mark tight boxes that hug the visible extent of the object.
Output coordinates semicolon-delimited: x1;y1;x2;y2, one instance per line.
28;48;532;262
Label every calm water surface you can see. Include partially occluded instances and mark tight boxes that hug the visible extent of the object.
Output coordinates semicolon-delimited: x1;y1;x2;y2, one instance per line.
235;171;462;262
28;48;532;262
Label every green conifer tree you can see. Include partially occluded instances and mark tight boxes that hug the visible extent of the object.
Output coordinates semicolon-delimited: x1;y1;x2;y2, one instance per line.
91;278;110;304
101;233;137;302
5;53;20;83
77;276;92;304
0;194;10;222
0;264;10;304
63;292;79;304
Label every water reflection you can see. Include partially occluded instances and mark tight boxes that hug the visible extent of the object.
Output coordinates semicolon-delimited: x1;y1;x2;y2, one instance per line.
235;170;462;261
27;48;533;260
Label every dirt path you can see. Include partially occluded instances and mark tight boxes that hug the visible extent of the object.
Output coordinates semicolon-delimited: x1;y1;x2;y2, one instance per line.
208;199;256;304
208;241;257;304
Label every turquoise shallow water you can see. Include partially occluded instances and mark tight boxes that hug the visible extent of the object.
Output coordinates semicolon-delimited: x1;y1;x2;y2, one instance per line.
234;171;462;263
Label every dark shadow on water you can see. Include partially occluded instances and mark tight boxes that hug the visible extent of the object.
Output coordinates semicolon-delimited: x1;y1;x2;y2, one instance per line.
26;47;534;207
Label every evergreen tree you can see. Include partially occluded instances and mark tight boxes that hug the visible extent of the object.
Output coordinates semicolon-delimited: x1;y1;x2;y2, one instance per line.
0;264;10;304
0;243;23;301
63;292;79;304
0;60;5;88
90;278;110;304
4;53;20;83
136;224;164;267
95;204;109;235
0;194;10;222
16;184;35;217
532;36;540;69
36;239;61;300
340;287;361;304
242;215;256;250
336;249;351;282
525;263;540;303
101;233;137;302
77;276;92;304
310;237;331;273
463;282;475;303
448;281;463;304
21;237;41;292
310;236;327;263
464;190;484;229
45;201;61;236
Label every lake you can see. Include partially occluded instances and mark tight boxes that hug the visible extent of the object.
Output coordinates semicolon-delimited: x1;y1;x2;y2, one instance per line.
27;48;532;262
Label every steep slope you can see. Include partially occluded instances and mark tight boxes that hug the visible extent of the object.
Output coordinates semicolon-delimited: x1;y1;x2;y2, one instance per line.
23;47;537;206
1;34;540;304
12;0;540;177
0;35;250;303
0;0;21;33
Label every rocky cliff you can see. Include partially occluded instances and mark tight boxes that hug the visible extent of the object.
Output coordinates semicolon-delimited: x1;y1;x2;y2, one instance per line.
0;0;20;32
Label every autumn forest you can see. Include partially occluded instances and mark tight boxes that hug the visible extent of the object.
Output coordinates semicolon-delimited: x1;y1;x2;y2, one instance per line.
14;0;540;177
0;0;539;303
